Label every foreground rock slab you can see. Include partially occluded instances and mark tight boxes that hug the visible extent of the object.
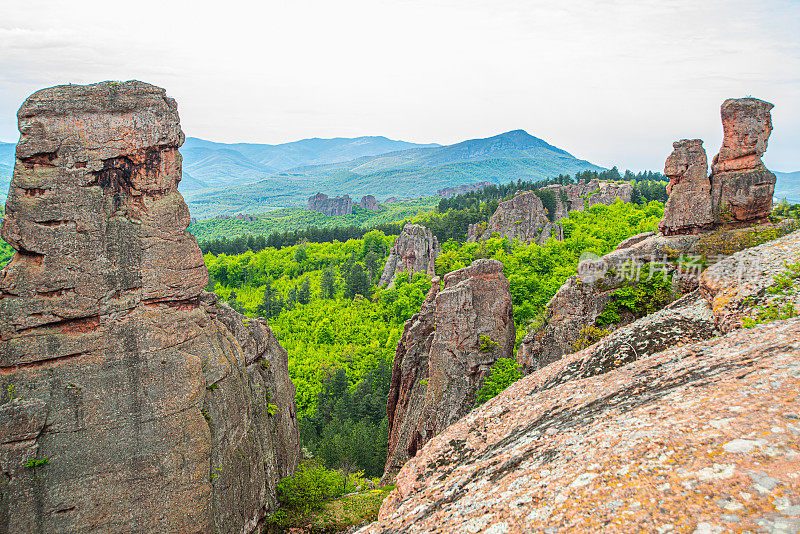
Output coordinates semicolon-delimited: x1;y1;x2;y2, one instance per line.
0;81;299;533
363;317;800;534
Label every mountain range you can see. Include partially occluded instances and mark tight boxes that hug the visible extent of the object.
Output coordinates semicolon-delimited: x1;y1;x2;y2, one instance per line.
2;133;795;217
181;130;605;217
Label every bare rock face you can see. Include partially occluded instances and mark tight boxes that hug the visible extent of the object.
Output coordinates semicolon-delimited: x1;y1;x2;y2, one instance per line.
658;139;714;235
362;231;800;534
0;81;299;533
378;223;440;288
304;192;353;216
359;194;379;211
710;98;776;225
382;259;515;482
471;180;632;244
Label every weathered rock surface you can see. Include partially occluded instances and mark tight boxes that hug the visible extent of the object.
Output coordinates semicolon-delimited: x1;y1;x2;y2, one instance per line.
658;139;714;235
364;317;800;534
469;180;632;244
305;192;353;216
382;259;515;482
0;81;299;534
710;98;776;225
437;181;491;198
378;223;440;288
359;194;379;211
363;231;800;533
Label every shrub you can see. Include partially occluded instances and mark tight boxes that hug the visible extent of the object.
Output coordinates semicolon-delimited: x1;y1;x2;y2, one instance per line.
478;335;500;353
572;325;611;352
475;358;522;405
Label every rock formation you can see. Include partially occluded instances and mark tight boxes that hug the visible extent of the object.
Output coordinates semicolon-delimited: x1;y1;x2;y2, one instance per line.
362;230;800;534
305;192;353;216
378;223;440;288
0;81;299;534
359;194;379;211
437;181;491;198
658;139;715;235
469;180;632;244
382;259;515;483
658;98;776;237
710;98;776;225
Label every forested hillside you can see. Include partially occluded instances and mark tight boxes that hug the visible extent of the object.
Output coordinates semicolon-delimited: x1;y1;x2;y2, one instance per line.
204;198;664;477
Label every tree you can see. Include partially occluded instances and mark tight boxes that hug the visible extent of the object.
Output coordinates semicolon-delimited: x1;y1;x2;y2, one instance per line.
320;267;336;299
298;278;311;306
257;279;284;319
345;263;371;299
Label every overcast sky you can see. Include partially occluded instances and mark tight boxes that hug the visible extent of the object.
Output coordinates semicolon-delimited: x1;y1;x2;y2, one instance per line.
1;0;798;172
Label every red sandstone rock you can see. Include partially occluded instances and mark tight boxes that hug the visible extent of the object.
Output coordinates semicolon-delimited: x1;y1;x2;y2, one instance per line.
382;259;515;482
0;81;299;534
359;194;379;211
710;98;776;225
378;223;440;288
305;192;353;216
659;139;714;235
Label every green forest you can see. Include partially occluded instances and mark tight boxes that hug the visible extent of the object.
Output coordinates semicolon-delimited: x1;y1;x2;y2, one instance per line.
204;195;665;477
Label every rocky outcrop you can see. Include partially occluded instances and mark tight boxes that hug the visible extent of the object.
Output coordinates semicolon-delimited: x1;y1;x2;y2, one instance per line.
437;181;491;198
711;98;776;225
470;180;632;244
359;194;379;211
362;230;800;534
659;98;776;237
378;223;440;288
0;81;299;534
382;259;515;482
658;139;714;235
305;192;353;216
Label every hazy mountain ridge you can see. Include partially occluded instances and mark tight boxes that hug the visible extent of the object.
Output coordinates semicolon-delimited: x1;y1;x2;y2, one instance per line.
183;130;606;217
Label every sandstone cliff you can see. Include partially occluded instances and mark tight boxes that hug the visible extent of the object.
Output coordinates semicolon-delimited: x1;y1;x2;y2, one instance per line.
658;139;714;235
362;230;800;534
378;223;440;288
305;192;353;216
382;259;515;483
469;179;632;244
0;81;299;534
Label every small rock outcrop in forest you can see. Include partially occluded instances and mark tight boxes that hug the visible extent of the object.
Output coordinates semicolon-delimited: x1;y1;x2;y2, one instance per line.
362;230;800;534
437;181;491;198
378;223;440;288
359;194;379;211
382;259;515;482
305;192;353;216
0;81;300;534
468;179;632;244
658;139;714;235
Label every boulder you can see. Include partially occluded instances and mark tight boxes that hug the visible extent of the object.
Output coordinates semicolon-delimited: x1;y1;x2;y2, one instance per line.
305;192;353;216
658;139;714;235
382;259;515;482
0;81;299;534
378;223;440;288
359;194;379;211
